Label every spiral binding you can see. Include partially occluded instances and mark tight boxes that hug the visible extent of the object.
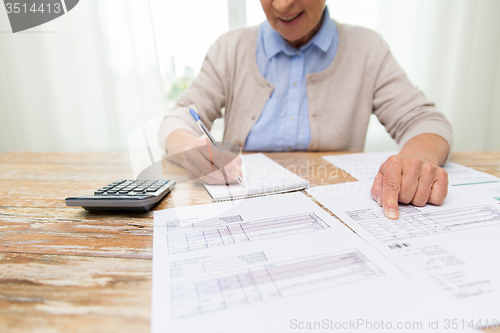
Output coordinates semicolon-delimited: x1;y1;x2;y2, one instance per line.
212;181;310;202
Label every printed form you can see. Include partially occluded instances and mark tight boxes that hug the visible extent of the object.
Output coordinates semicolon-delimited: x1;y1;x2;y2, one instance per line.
307;180;500;325
151;192;468;333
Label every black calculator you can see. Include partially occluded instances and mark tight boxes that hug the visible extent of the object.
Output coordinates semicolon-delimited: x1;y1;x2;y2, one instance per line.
65;179;176;212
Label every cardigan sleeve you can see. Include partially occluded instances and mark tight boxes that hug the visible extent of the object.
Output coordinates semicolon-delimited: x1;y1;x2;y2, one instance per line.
158;34;229;151
371;35;453;151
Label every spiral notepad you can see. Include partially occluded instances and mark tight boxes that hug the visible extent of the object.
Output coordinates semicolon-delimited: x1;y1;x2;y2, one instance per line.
203;153;310;202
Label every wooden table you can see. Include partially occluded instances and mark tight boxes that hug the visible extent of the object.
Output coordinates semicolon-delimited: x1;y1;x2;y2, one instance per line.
1;152;499;332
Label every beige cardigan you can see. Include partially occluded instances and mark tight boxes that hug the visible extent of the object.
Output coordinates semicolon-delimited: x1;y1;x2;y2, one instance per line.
159;23;452;152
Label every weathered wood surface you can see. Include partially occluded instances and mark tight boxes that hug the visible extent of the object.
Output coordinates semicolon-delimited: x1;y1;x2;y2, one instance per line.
1;151;499;332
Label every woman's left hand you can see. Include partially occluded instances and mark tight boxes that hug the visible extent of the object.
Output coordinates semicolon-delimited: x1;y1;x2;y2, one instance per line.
370;155;448;220
370;134;450;220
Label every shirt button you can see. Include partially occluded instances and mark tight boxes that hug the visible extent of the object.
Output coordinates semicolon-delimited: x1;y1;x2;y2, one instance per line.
296;52;301;56
293;81;298;87
290;116;295;121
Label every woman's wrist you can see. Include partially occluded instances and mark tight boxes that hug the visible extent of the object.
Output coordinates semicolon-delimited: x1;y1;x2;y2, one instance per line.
165;129;199;155
398;133;450;166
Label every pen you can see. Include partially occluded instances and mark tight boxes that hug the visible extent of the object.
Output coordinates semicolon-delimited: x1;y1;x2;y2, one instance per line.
189;109;243;184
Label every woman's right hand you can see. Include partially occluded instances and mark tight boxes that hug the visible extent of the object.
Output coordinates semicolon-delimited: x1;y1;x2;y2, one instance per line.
182;138;242;184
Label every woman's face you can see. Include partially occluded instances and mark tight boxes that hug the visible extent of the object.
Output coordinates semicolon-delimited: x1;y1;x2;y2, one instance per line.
260;0;326;48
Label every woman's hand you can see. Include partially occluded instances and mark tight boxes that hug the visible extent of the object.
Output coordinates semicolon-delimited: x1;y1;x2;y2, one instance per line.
182;138;242;185
370;134;450;220
370;155;448;220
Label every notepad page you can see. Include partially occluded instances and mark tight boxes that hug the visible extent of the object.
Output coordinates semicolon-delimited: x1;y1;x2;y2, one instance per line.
203;153;309;201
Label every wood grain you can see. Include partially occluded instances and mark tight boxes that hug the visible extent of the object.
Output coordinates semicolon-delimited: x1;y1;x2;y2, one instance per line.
1;151;499;332
0;253;151;333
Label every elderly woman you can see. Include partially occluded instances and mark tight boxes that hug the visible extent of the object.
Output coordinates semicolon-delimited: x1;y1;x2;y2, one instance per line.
159;0;452;220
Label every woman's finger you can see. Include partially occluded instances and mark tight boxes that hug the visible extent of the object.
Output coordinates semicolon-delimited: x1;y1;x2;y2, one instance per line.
398;158;421;204
380;155;404;220
411;162;435;207
428;167;448;205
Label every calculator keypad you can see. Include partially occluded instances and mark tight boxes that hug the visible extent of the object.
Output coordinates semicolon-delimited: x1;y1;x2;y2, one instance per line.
94;180;170;196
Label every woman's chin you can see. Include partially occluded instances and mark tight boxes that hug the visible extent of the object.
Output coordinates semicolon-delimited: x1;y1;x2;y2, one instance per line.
276;23;311;47
281;33;308;47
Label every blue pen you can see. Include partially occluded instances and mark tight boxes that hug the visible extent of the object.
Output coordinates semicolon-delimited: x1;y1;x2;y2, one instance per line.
189;109;243;184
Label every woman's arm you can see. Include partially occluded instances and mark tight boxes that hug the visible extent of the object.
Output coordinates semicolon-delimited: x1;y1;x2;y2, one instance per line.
165;129;199;165
367;33;453;219
159;30;246;184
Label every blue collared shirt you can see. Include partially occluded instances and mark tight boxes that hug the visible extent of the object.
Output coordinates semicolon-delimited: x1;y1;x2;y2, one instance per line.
244;7;339;151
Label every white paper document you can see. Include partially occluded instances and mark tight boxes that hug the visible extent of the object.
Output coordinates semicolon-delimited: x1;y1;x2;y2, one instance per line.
323;152;395;181
307;181;500;324
152;192;470;333
443;162;500;188
323;152;500;187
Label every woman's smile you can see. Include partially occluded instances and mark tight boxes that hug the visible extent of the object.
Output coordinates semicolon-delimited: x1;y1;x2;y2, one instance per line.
278;11;304;24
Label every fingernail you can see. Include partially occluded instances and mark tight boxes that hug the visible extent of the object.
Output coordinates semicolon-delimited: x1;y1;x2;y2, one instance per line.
386;208;398;220
376;195;381;206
